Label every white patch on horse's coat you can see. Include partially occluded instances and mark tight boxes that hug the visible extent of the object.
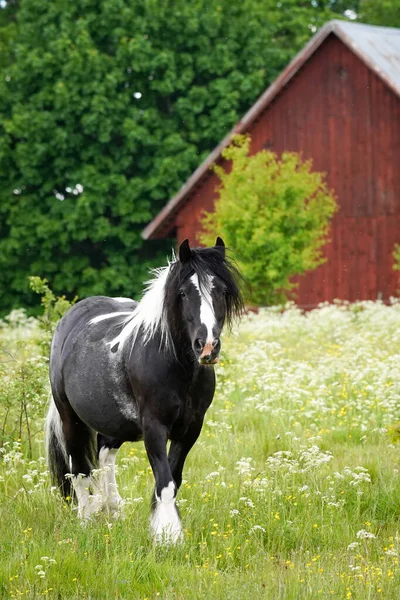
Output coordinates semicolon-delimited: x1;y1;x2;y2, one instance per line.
190;273;216;343
119;399;139;422
98;447;122;511
89;311;133;324
106;359;139;421
150;481;183;544
112;297;134;303
109;263;172;352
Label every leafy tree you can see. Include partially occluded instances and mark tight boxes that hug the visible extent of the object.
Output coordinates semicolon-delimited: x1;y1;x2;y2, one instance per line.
0;0;344;314
359;0;400;27
0;0;17;69
200;136;337;306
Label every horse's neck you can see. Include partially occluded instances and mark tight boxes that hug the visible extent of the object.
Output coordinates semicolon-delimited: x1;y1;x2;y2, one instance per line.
168;319;197;371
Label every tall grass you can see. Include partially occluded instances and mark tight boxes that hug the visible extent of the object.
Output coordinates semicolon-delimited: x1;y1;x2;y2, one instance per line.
2;301;400;598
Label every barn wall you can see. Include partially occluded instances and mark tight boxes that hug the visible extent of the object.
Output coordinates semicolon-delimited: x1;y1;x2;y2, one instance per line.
176;34;400;305
176;171;220;243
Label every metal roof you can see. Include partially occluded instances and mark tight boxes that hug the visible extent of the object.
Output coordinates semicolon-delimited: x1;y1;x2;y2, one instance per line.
142;20;400;240
333;20;400;97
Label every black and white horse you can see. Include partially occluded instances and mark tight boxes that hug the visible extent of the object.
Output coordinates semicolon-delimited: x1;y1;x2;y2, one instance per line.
46;238;243;543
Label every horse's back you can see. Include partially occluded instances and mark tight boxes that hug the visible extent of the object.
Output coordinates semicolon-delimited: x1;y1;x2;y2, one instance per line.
52;294;135;348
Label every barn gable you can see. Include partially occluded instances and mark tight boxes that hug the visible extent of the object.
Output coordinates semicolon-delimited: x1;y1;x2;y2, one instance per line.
142;20;400;306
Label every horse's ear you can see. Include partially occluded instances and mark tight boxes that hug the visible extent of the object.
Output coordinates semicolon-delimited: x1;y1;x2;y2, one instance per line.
179;239;191;263
215;236;225;256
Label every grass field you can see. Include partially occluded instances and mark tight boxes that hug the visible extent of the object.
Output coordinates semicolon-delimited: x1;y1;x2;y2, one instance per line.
2;301;400;599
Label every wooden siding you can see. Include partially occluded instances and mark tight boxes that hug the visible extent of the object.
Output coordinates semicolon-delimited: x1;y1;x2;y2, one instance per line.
176;34;400;306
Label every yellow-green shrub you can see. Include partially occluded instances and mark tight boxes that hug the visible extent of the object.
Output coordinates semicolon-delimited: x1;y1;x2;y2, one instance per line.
200;135;337;305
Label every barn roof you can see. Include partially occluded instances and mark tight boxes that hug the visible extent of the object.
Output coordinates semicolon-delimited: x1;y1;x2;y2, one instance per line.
142;20;400;240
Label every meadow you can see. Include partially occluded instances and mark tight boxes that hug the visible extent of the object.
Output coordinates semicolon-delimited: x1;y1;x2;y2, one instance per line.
2;300;400;599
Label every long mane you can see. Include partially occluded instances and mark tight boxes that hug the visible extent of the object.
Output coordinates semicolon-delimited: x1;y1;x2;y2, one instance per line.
108;262;173;352
109;246;243;353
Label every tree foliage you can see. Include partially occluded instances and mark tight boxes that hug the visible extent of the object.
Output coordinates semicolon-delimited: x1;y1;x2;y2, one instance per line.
0;0;343;314
200;136;337;306
358;0;400;27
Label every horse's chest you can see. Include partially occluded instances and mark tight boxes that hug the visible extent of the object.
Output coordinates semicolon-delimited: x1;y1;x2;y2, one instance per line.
170;405;194;439
169;391;209;440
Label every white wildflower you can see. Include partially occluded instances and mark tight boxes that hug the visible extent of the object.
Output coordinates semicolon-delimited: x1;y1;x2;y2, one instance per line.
205;471;220;481
298;485;309;493
347;542;360;551
356;529;376;540
250;525;266;533
236;457;255;476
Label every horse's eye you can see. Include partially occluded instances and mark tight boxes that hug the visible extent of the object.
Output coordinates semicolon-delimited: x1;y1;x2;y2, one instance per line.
179;291;186;298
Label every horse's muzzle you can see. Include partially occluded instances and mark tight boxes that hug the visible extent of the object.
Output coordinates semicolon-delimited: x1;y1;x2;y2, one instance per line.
198;340;220;365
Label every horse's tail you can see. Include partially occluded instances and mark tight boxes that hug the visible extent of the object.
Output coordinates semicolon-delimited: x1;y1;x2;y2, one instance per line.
45;397;71;499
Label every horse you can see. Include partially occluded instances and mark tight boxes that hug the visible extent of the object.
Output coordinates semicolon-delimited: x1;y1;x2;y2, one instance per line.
46;237;243;543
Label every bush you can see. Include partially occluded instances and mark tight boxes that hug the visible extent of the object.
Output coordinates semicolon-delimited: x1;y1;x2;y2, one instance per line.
0;279;74;454
200;135;337;305
0;309;48;455
28;276;76;342
393;244;400;276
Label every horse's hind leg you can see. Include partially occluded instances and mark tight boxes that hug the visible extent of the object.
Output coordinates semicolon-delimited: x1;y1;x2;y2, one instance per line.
60;405;101;519
97;435;124;516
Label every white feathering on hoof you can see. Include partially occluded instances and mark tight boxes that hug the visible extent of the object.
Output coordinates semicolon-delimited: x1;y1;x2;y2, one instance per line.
69;473;103;520
98;447;123;515
150;481;183;544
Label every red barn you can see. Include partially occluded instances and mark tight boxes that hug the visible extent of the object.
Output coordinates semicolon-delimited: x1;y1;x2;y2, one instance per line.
143;20;400;307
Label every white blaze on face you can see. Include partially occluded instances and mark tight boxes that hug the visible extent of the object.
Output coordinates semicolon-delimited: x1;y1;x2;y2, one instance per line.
190;273;215;343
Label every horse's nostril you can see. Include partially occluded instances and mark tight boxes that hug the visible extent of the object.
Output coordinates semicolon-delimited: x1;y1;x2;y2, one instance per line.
212;338;220;348
195;338;204;352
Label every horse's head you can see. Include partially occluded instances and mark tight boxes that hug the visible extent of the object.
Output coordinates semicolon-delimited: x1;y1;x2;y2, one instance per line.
168;237;243;365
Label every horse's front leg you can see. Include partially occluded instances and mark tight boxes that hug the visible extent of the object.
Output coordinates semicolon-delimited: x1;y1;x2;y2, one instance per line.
143;417;183;544
168;416;204;491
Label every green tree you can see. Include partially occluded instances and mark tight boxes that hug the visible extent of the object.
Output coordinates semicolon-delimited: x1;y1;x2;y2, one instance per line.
359;0;400;27
0;0;347;313
0;0;17;69
200;135;337;306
